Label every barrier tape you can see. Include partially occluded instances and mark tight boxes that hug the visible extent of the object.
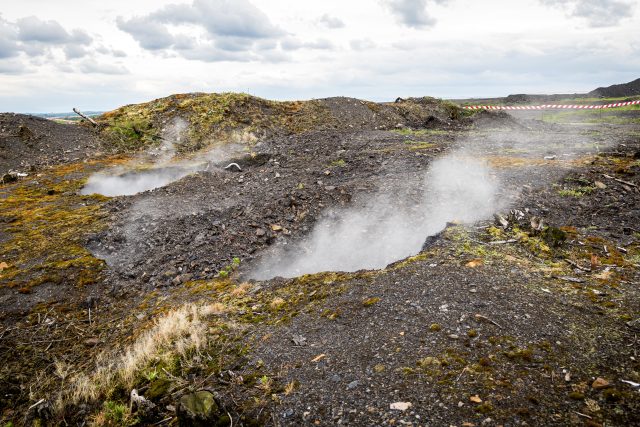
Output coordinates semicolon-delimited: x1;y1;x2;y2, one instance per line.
462;100;640;110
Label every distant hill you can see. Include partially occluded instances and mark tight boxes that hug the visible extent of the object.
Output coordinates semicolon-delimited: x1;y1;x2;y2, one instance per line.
31;111;103;120
588;78;640;98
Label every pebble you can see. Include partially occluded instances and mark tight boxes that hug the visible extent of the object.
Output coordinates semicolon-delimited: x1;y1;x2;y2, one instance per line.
592;377;610;389
347;380;359;390
84;338;100;346
389;402;412;411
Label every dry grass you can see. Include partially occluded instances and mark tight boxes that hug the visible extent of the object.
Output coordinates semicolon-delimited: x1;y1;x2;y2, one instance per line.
65;303;225;405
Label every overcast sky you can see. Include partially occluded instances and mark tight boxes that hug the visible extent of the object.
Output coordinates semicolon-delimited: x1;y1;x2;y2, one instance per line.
1;0;638;112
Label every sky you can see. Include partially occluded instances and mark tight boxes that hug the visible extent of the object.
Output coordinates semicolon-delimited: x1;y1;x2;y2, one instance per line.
0;0;638;112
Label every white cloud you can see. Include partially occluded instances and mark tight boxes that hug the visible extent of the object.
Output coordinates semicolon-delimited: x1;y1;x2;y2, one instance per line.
318;14;345;29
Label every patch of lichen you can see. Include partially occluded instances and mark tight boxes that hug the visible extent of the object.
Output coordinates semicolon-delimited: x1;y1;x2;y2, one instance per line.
0;164;109;292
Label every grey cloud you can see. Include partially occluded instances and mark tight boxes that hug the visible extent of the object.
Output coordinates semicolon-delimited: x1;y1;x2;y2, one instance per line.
215;37;254;52
0;14;98;67
0;17;19;59
0;58;28;75
17;16;70;43
146;0;283;39
64;44;87;59
540;0;635;27
116;16;175;50
117;0;291;62
69;29;93;44
78;59;128;75
386;0;441;28
318;14;345;29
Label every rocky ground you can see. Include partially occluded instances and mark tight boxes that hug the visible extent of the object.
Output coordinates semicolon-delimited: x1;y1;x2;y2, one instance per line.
0;94;639;426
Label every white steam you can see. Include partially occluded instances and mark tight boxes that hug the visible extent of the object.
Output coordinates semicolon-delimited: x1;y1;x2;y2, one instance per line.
250;153;500;280
81;166;198;197
81;118;245;197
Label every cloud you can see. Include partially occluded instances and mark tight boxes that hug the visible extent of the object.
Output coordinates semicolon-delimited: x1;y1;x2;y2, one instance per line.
350;39;376;51
318;14;345;29
157;0;283;39
0;14;128;76
0;14;96;67
64;44;87;59
0;17;19;59
17;16;70;43
281;37;334;51
116;15;175;50
385;0;448;28
78;58;128;75
540;0;635;27
0;58;27;75
117;0;291;62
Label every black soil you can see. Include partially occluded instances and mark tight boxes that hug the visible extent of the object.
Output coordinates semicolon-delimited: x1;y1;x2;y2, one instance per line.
0;113;103;175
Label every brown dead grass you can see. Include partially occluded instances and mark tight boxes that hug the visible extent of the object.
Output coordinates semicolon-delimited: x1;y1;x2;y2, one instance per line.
64;303;225;406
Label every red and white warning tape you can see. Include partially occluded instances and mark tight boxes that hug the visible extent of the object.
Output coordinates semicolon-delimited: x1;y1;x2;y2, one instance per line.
462;100;640;110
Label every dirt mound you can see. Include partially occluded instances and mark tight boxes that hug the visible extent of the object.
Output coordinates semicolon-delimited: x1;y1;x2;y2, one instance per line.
504;94;531;103
0;114;103;175
589;77;640;98
96;93;472;154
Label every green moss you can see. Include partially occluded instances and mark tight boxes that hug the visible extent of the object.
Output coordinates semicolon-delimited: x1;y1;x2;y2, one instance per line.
0;163;109;292
146;377;172;400
475;402;494;414
98;93;333;153
504;347;534;362
406;141;436;150
394;128;449;137
100;401;138;426
362;297;381;307
602;388;623;402
558;186;595;197
541;226;567;247
429;323;442;332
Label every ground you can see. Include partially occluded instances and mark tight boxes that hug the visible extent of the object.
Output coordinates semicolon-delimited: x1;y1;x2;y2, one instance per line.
0;93;639;426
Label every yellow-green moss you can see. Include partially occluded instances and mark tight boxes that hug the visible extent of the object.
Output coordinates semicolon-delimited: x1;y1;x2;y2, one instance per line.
0;162;111;291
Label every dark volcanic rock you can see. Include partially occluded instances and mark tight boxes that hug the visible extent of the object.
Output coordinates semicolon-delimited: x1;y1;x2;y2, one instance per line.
589;77;640;98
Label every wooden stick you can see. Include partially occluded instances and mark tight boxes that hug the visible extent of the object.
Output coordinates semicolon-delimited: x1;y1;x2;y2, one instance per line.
474;314;502;328
603;174;638;188
72;108;98;127
489;239;518;245
565;259;591;272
